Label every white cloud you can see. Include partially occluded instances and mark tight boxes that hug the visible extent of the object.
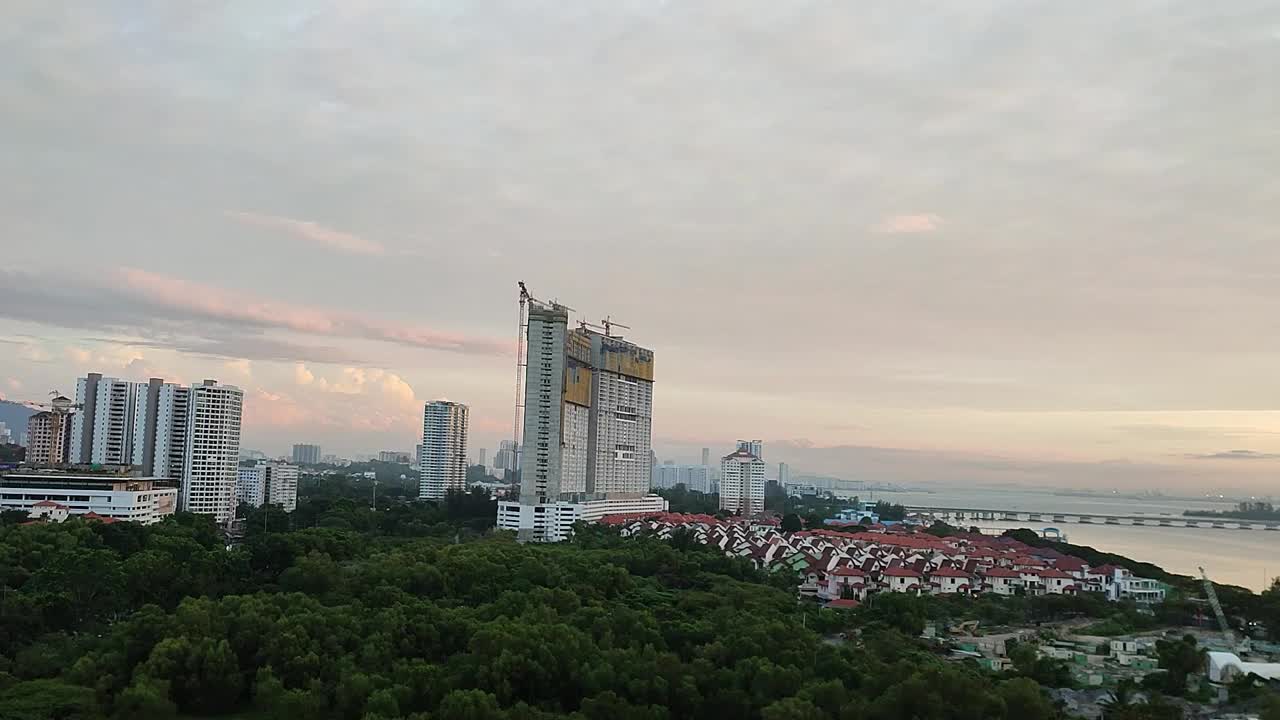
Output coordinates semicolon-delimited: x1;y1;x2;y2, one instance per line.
873;214;942;234
294;363;315;386
225;211;386;256
224;358;252;378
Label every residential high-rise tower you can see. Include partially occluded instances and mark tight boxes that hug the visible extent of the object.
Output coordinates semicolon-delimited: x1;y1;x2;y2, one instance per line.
720;446;766;516
292;444;321;464
181;380;244;522
420;400;468;500
237;461;299;512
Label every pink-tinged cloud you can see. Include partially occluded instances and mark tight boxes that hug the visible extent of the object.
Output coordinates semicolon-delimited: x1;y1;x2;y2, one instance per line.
115;267;512;357
874;213;942;234
225;210;386;256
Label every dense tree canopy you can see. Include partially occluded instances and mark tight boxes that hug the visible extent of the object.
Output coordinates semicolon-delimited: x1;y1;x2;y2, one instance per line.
0;487;1078;719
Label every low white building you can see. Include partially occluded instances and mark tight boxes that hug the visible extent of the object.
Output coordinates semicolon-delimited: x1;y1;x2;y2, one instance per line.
496;494;668;542
1206;652;1280;684
1;472;177;524
28;500;70;523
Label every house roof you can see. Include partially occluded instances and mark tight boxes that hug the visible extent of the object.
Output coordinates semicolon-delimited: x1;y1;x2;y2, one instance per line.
984;567;1022;578
1037;568;1074;580
825;598;861;609
883;566;923;578
930;566;970;579
32;500;66;508
832;566;866;577
1089;564;1122;576
1053;557;1088;571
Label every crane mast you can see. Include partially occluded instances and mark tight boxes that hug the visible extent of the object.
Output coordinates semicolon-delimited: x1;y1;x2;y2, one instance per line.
512;282;532;482
1199;566;1237;648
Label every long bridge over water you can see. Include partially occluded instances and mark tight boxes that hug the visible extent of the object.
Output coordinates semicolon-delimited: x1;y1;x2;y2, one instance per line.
906;506;1280;532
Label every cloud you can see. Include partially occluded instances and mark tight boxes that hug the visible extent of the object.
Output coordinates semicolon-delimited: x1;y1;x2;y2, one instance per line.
380;372;417;406
223;358;252;378
225;211;386;256
294;363;315;386
5;378;21;392
873;214;942;234
0;268;512;361
116;267;512;356
1185;450;1280;461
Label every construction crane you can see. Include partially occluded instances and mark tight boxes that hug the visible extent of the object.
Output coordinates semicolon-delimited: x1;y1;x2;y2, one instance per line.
18;391;79;414
1199;566;1238;649
601;315;630;337
512;282;533;480
580;316;631;338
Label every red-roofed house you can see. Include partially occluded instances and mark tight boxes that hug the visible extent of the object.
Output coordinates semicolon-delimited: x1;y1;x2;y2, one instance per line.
822;565;869;601
1053;557;1089;577
28;500;69;523
882;566;924;594
929;566;972;595
983;567;1023;596
1037;568;1078;595
824;598;861;610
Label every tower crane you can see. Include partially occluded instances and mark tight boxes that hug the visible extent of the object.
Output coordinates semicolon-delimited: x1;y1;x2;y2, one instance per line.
512;282;533;479
1199;566;1239;650
18;391;79;414
579;316;631;338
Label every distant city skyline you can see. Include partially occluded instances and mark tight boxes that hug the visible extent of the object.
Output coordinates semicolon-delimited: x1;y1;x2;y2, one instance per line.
4;2;1279;493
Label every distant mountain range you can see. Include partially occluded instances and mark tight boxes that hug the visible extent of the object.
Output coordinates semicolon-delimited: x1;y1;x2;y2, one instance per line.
0;401;36;442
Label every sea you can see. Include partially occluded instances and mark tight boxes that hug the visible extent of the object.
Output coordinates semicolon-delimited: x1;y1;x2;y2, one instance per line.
853;487;1277;592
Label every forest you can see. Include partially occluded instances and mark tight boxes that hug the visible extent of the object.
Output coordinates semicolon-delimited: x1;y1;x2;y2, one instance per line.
0;481;1277;719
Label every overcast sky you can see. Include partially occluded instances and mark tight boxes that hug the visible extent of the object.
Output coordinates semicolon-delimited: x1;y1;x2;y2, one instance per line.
3;2;1279;493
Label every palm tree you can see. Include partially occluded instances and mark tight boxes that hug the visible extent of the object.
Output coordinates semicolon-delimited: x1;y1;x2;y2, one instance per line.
1100;678;1140;719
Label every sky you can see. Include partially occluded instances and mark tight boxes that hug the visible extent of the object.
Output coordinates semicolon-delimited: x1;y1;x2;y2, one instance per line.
2;2;1279;494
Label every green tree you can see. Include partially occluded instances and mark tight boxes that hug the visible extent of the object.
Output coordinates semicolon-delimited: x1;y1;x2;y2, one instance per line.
780;514;802;533
999;678;1056;720
436;689;504;720
141;637;243;714
761;697;827;720
0;679;99;720
1154;634;1203;696
113;677;177;720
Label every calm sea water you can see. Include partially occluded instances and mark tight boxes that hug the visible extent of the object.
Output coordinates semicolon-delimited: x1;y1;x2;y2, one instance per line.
861;488;1277;592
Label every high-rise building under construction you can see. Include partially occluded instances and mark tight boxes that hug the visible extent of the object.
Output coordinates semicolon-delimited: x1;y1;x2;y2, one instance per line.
518;300;655;501
501;286;665;540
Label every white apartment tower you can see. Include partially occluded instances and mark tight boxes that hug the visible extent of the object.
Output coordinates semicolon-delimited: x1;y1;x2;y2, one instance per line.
71;374;143;465
237;462;299;512
720;446;766;517
71;374;193;479
182;380;244;522
150;383;191;480
420;400;469;500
